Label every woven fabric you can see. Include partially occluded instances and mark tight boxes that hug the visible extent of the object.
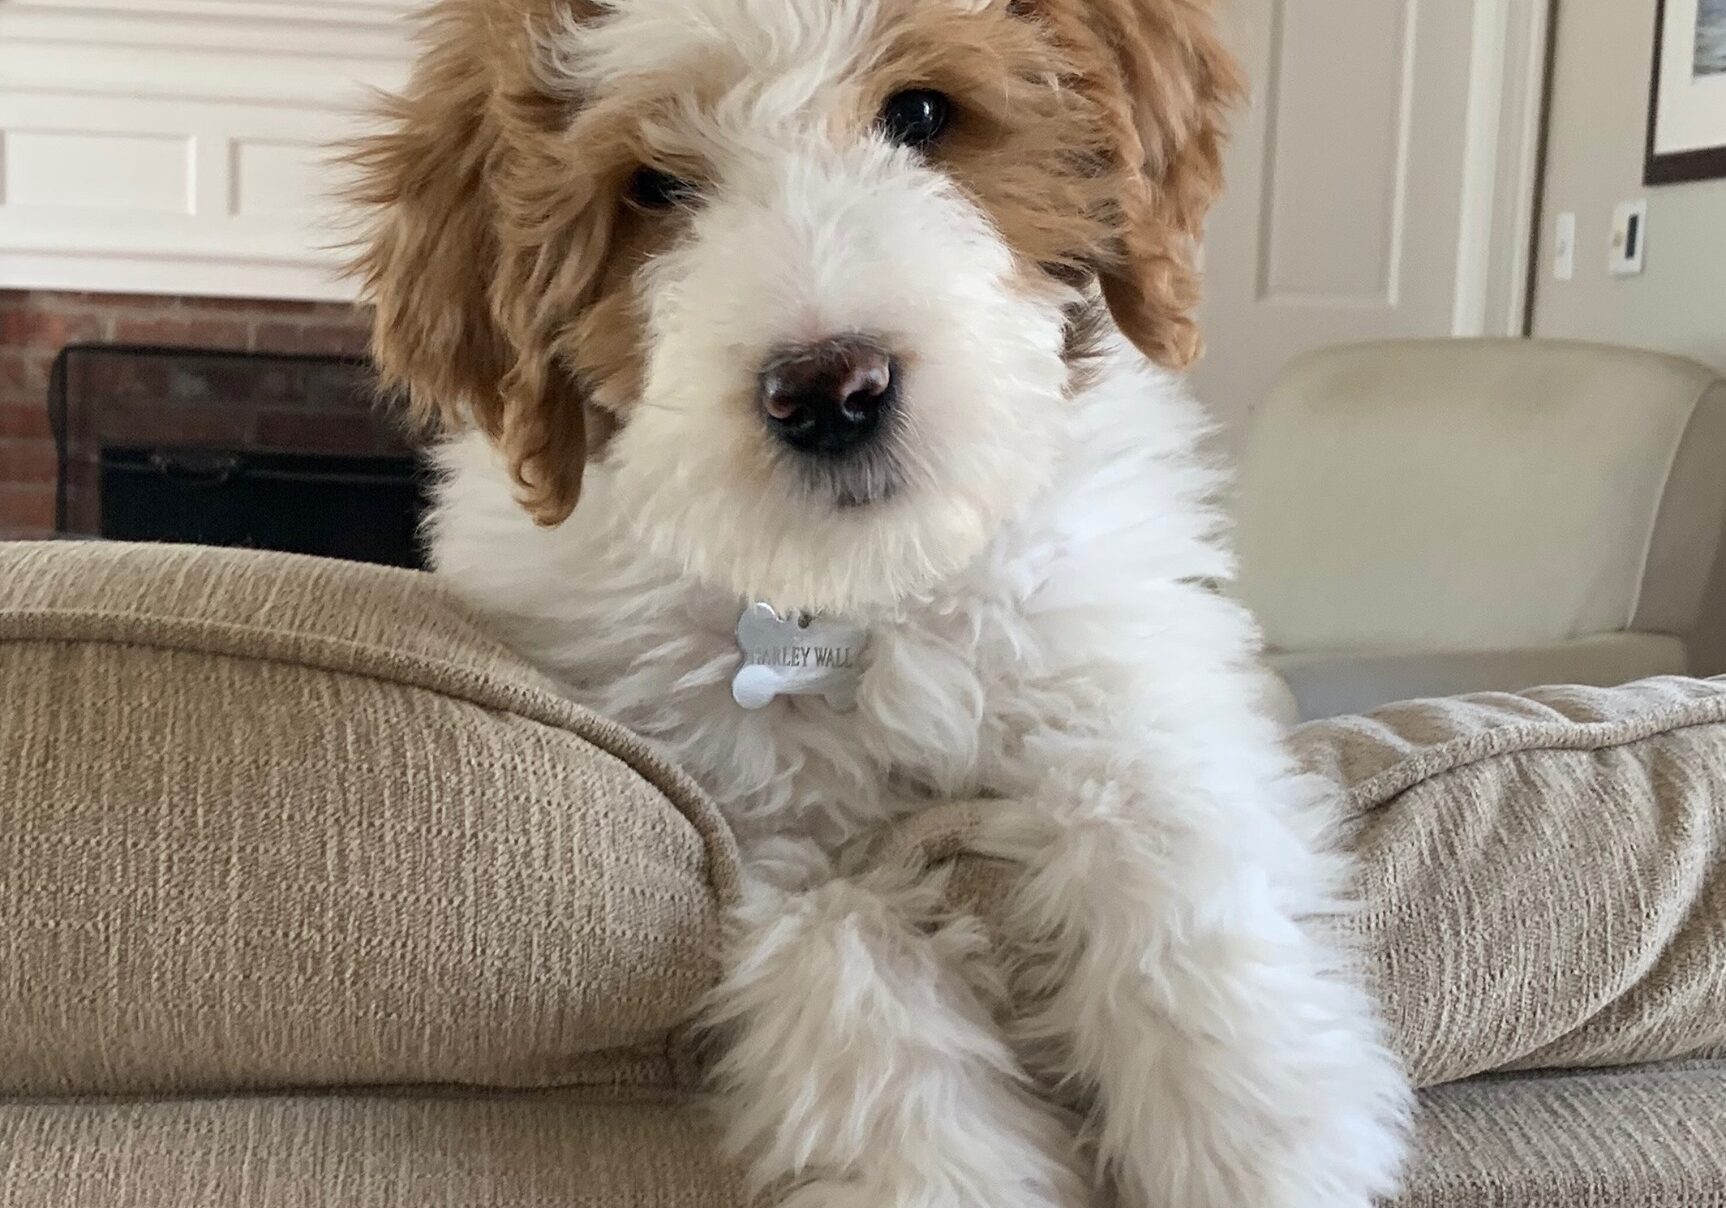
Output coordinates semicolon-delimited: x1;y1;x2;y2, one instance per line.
0;1093;745;1208
0;541;740;1097
1401;1062;1726;1207
7;542;1726;1206
1298;678;1726;1086
885;678;1726;1090
1;1066;1721;1207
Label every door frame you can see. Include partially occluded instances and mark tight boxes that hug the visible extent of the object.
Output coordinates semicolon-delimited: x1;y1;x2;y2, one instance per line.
1454;0;1557;337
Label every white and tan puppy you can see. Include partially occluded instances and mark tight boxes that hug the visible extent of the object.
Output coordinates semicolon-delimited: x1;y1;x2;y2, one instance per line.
351;0;1412;1203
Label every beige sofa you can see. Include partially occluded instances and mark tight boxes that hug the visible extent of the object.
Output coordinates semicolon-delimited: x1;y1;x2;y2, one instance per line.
1234;339;1726;722
3;540;1725;1206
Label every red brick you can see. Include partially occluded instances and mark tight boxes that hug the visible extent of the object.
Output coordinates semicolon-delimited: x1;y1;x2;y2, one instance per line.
0;439;58;485
33;290;169;312
177;295;332;318
253;320;371;358
0;307;106;350
254;409;380;453
0;402;51;440
0;353;47;399
315;301;372;323
113;317;248;349
0;484;56;530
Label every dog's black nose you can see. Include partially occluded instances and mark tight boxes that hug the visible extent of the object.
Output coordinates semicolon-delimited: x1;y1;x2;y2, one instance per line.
758;337;898;456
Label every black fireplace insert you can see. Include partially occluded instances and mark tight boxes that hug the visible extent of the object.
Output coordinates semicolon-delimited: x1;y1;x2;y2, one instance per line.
49;344;430;570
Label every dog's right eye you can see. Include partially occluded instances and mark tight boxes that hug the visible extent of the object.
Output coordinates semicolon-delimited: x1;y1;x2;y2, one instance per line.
878;89;951;151
626;166;697;211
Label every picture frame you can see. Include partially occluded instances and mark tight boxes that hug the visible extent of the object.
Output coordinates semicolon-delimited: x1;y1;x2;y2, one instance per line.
1646;0;1726;184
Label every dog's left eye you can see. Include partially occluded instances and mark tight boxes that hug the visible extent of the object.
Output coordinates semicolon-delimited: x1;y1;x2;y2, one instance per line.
626;166;698;211
878;89;951;151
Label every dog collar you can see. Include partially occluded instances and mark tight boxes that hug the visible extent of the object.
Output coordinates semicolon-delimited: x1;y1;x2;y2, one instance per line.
732;602;868;711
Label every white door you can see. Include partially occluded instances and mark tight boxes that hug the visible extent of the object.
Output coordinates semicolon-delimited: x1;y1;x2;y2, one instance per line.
1193;0;1548;447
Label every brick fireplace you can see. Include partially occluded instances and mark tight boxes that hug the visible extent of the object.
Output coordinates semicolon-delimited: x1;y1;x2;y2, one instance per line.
0;289;381;541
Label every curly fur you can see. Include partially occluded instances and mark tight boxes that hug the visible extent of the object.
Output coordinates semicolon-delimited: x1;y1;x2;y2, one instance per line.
351;0;1413;1203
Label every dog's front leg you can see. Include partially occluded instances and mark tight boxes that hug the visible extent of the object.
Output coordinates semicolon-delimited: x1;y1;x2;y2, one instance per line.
977;741;1411;1208
703;837;1089;1208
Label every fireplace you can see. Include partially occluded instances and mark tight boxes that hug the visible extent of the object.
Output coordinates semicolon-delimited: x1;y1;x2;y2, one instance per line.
49;344;430;569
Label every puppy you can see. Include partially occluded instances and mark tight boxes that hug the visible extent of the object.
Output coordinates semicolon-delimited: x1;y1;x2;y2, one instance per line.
351;0;1413;1203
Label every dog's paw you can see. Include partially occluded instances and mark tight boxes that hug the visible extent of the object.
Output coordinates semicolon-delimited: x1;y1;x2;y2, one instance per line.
1098;1013;1411;1208
776;1174;1083;1208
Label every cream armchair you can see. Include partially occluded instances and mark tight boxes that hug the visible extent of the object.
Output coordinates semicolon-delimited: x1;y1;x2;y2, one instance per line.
1233;338;1726;721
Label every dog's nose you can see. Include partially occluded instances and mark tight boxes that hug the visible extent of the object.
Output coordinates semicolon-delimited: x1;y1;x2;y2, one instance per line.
758;336;898;456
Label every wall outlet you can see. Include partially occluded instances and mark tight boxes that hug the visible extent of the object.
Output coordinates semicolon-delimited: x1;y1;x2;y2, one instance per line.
1610;200;1648;277
1553;211;1576;281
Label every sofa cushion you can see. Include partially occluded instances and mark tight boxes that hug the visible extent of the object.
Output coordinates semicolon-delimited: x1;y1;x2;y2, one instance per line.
1;1065;1721;1207
0;1093;745;1208
0;541;740;1097
1299;677;1726;1085
1402;1060;1726;1207
1268;631;1689;721
884;677;1726;1089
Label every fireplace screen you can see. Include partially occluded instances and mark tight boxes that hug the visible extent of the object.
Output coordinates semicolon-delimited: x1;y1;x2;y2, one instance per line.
49;344;429;569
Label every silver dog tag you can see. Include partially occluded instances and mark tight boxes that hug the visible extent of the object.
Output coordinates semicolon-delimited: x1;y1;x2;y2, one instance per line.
732;602;868;711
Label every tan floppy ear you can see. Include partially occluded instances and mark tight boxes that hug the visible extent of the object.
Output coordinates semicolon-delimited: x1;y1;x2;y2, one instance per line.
347;0;591;526
1083;0;1244;370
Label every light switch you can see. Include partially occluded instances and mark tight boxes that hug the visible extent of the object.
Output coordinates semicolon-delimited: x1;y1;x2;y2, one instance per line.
1610;200;1648;277
1553;211;1576;281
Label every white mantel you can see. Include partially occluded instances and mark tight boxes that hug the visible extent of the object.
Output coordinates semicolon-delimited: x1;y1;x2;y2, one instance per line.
0;0;417;301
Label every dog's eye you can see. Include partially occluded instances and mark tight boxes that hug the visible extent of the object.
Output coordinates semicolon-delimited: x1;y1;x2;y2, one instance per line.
626;166;697;210
878;89;950;151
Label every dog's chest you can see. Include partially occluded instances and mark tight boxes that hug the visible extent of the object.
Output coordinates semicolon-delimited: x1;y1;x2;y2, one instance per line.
561;591;1058;850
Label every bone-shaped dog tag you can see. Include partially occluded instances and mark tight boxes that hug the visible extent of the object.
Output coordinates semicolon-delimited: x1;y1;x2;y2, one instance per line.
732;602;868;711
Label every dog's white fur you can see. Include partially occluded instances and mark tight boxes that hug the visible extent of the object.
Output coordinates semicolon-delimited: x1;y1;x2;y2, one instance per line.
421;0;1413;1203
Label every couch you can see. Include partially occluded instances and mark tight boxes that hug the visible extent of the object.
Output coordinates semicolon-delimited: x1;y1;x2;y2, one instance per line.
3;540;1725;1206
1233;339;1726;722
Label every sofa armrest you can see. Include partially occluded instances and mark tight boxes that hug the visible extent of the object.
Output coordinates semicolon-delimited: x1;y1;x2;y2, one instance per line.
882;676;1726;1089
1267;632;1688;720
0;540;740;1098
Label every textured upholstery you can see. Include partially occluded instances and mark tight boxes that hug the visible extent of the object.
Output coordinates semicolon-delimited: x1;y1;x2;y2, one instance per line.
1234;339;1726;718
887;678;1726;1091
0;541;739;1097
5;542;1726;1206
1401;1062;1726;1208
0;1094;745;1208
1270;632;1688;725
1293;677;1726;1086
4;1066;1725;1208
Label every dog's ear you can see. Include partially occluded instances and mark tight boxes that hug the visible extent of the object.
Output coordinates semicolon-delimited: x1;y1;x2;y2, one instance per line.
348;0;595;526
1075;0;1244;370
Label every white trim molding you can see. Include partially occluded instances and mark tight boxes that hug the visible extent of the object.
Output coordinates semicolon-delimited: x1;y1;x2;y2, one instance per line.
1452;0;1553;337
0;0;416;301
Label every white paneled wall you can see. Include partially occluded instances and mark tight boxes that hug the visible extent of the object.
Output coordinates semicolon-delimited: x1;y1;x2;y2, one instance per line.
0;0;416;300
1191;0;1550;445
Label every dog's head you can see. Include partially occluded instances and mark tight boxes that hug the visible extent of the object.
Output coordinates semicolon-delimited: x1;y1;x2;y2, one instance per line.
352;0;1239;612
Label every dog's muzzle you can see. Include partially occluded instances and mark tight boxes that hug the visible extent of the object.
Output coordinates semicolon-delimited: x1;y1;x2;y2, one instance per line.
758;336;898;458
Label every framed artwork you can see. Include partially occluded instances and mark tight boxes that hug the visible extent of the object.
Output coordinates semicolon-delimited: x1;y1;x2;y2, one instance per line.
1646;0;1726;183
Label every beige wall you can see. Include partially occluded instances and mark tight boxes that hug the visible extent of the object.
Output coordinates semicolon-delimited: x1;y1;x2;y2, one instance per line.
1533;0;1726;372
